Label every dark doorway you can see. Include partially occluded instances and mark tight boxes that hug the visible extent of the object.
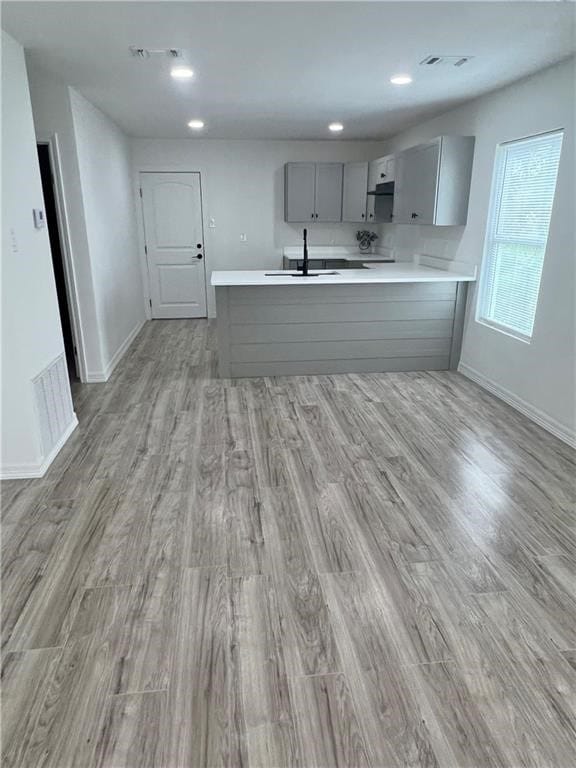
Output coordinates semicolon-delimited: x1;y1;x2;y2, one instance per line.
37;143;78;381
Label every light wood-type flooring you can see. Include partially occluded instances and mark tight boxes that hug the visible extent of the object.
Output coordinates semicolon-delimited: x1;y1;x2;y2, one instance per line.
2;319;576;767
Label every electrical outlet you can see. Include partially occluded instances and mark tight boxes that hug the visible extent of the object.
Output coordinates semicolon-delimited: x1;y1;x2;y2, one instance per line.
208;217;216;228
240;233;248;243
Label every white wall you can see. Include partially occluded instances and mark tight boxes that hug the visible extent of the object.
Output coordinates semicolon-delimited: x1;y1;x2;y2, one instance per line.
1;31;72;474
131;139;387;315
27;64;146;381
378;59;575;442
70;90;145;376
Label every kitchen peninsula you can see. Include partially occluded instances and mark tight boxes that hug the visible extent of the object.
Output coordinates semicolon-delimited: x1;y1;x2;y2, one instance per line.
212;256;476;378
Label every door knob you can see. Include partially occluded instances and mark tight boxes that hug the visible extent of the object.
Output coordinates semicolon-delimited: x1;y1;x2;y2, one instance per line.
196;243;202;248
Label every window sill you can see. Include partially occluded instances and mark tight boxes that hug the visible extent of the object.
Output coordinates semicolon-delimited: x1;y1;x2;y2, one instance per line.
476;317;532;344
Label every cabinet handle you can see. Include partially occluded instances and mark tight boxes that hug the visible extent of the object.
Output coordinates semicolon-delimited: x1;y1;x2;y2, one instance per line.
369;213;373;219
380;173;386;178
361;213;365;219
411;212;419;219
315;213;319;219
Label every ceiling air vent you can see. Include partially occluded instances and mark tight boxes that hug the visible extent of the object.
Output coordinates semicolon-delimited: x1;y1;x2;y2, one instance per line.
129;47;183;59
420;55;473;67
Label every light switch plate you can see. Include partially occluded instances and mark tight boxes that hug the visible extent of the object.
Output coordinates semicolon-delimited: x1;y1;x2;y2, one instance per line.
33;209;46;229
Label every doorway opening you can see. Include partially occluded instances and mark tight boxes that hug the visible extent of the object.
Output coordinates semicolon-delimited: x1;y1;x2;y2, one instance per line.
37;142;78;382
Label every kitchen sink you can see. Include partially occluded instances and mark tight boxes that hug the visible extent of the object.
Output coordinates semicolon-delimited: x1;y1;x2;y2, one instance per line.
264;271;340;277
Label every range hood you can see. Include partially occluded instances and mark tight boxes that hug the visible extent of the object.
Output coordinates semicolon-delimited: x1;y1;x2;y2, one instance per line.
367;181;394;196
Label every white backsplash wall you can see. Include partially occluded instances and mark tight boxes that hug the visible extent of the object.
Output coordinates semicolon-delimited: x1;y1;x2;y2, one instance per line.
378;223;464;262
131;138;388;316
281;222;363;248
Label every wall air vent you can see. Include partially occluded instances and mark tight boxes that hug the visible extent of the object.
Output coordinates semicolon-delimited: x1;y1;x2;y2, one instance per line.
129;47;183;59
32;353;75;458
420;55;473;67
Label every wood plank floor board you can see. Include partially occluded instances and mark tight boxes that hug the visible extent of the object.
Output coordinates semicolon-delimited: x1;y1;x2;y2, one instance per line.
331;494;453;666
2;319;575;767
337;480;440;564
95;690;167;768
22;585;133;768
1;648;62;768
6;481;122;651
261;485;342;676
321;587;443;768
226;487;267;577
1;499;75;648
165;567;245;768
289;673;371;768
320;569;407;672
230;574;301;766
405;660;510;768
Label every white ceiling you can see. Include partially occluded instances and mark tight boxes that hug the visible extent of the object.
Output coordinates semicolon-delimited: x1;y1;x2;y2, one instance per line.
3;1;575;140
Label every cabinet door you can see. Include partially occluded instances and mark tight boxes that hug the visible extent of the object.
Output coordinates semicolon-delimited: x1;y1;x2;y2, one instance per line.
366;160;379;223
375;155;394;184
392;151;408;223
314;163;343;222
384;155;396;183
285;163;316;222
411;143;440;224
393;143;440;224
342;162;369;222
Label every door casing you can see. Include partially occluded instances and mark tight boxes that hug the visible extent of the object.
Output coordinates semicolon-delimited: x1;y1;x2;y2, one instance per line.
37;134;87;382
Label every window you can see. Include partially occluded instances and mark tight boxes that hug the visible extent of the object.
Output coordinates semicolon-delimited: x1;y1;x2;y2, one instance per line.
478;130;563;340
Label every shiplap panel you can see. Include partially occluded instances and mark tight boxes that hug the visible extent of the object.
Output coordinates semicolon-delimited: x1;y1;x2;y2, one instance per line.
230;319;454;344
230;356;450;377
231;338;452;363
230;300;455;324
229;282;457;305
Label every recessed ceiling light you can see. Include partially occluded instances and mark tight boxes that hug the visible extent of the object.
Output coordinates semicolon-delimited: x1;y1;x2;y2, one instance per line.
329;122;344;132
171;66;194;79
390;74;413;85
187;119;205;130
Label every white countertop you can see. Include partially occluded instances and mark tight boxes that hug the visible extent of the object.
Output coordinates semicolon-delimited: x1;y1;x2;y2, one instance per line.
211;261;476;287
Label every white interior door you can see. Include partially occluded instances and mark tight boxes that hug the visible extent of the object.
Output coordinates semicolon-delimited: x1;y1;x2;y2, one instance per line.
140;172;207;318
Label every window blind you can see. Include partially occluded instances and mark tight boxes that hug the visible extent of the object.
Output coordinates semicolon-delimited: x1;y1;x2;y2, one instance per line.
478;130;563;339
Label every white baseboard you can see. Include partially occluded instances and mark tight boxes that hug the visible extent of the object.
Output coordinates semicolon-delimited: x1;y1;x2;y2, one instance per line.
458;362;576;449
85;319;146;383
0;415;79;480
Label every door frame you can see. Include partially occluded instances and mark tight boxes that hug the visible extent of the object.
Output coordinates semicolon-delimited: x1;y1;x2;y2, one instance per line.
137;171;208;320
37;134;87;382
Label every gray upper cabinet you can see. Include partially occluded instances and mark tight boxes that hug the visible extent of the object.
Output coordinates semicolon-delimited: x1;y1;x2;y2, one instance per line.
284;163;317;223
392;136;475;225
342;161;369;222
315;163;344;221
284;162;343;222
